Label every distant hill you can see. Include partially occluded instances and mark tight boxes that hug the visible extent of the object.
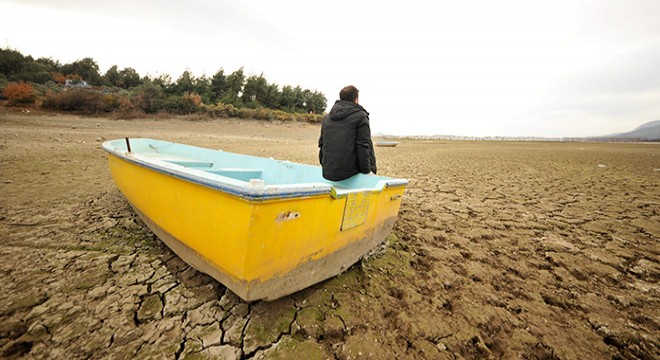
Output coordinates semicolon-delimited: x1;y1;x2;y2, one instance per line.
376;120;660;142
606;120;660;141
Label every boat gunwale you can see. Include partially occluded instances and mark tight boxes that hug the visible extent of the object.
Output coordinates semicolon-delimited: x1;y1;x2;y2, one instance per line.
102;139;408;201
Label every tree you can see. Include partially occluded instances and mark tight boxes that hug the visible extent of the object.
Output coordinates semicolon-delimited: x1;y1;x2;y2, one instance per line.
220;67;245;107
62;58;102;85
193;75;211;104
172;70;195;96
149;73;173;93
242;74;269;108
263;82;281;109
0;48;330;115
106;66;142;89
294;86;306;112
279;85;295;112
104;65;121;87
210;69;227;103
0;51;61;83
305;90;327;114
34;57;61;72
119;67;142;89
0;49;27;80
24;57;61;83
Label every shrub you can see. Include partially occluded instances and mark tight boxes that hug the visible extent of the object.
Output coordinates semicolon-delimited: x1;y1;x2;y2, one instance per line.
0;76;7;93
291;112;324;123
131;83;163;114
182;92;201;107
236;107;257;119
155;95;199;114
41;89;113;113
204;102;238;118
255;108;273;120
2;81;35;105
272;110;295;121
293;113;307;122
32;81;61;98
101;93;122;112
307;113;324;123
115;94;133;112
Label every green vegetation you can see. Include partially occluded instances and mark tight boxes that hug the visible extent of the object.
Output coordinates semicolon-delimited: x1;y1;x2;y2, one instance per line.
0;48;327;122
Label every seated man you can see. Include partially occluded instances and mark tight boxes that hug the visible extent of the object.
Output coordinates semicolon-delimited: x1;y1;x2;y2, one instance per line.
318;85;377;181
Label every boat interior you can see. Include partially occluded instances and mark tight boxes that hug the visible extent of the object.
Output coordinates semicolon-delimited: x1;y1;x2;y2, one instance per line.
105;138;407;196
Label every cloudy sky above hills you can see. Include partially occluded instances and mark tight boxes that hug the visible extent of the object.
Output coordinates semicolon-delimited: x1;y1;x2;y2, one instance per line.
2;0;659;137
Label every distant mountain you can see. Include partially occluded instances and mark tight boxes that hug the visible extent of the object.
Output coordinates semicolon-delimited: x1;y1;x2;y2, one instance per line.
376;120;660;142
605;120;660;141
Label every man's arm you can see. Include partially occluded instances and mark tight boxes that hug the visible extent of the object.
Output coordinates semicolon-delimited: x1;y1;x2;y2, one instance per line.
318;128;324;165
369;138;377;174
356;116;372;174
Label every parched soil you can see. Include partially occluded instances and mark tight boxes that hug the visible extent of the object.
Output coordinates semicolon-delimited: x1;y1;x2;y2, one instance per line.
1;110;658;359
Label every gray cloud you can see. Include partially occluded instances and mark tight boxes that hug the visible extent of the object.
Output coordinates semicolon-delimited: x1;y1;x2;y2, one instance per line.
571;45;660;95
528;42;660;133
2;0;282;43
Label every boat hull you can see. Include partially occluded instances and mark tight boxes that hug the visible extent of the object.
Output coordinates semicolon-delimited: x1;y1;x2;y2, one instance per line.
107;152;405;301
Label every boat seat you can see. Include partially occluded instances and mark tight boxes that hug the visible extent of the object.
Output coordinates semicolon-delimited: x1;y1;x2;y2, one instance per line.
206;168;263;182
165;160;214;168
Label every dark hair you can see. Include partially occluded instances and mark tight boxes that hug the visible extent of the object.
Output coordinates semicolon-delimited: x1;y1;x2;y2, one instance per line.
339;85;359;102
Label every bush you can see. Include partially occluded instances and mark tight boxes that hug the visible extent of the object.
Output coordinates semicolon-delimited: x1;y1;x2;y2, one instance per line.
307;113;324;123
290;112;324;123
203;102;238;118
0;76;9;96
272;110;295;121
32;81;61;98
131;83;163;114
2;81;35;105
255;108;273;120
155;95;199;114
236;107;257;119
41;89;117;113
182;92;201;107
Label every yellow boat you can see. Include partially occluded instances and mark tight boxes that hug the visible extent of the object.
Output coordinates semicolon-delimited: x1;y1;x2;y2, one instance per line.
102;138;407;301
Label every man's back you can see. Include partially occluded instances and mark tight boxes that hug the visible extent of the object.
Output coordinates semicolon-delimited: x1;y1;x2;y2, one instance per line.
318;99;376;181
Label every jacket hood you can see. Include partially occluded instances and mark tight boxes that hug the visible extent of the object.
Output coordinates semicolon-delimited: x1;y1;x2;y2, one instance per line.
329;100;368;121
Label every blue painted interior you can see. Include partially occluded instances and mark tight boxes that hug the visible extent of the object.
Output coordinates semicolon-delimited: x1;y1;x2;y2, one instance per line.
206;169;263;182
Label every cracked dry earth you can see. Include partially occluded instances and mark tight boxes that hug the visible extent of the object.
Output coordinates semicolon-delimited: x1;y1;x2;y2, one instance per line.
1;111;659;359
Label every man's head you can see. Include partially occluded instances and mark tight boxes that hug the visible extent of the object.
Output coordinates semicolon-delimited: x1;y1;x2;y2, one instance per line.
339;85;359;104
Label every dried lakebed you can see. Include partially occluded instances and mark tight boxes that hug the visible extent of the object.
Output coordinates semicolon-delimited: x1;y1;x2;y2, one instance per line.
1;112;658;359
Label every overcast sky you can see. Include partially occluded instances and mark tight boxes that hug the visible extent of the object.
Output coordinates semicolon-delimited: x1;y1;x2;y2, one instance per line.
2;0;659;137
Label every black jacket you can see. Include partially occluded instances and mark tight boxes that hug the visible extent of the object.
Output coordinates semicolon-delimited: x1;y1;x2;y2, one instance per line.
318;100;377;181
